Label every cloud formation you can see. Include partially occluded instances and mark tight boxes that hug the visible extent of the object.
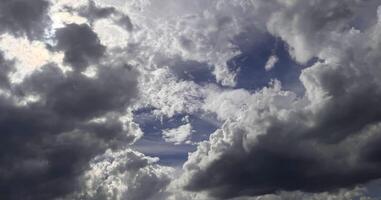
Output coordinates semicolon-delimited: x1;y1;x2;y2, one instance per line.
0;0;381;200
179;0;381;199
0;55;139;199
54;23;105;71
0;0;50;39
71;148;173;200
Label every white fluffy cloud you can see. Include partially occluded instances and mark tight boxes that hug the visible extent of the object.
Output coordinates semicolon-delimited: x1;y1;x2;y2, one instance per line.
92;0;263;86
264;55;278;71
136;67;208;117
0;34;64;82
72;148;174;200
163;123;193;145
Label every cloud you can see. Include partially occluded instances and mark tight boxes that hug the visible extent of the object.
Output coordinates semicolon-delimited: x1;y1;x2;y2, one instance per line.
230;187;373;200
0;51;14;89
0;34;64;83
53;23;106;71
0;61;139;199
91;0;264;86
1;0;381;199
78;0;116;23
70;148;173;200
137;67;208;118
177;1;381;199
266;0;380;64
0;0;51;39
264;55;278;71
163;123;193;145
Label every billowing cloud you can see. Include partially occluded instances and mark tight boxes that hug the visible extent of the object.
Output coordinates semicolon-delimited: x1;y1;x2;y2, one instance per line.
163;123;193;145
0;60;139;199
92;0;263;86
69;148;173;200
178;1;381;199
1;0;381;200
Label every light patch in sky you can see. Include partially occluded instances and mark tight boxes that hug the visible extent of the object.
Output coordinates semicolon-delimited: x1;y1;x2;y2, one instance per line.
50;12;88;29
264;54;279;71
15;95;41;107
93;0;151;14
81;65;98;78
94;19;130;48
93;0;126;8
163;123;193;145
0;34;64;83
50;0;88;10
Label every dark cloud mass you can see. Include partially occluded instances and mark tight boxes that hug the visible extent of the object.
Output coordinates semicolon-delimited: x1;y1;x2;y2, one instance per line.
54;23;106;71
77;0;134;31
185;117;381;198
22;64;137;119
0;0;50;39
0;61;138;199
0;52;14;89
78;0;116;23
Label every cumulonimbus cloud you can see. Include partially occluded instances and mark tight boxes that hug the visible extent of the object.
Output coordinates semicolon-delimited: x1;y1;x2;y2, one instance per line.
0;0;381;200
179;0;381;199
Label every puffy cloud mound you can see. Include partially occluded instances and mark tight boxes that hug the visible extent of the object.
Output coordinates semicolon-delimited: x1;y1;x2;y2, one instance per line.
163;123;193;145
178;0;381;199
72;148;173;200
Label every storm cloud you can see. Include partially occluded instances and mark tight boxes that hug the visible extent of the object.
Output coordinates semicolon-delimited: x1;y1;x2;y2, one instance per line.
0;0;50;39
0;58;139;199
1;0;381;200
54;23;105;71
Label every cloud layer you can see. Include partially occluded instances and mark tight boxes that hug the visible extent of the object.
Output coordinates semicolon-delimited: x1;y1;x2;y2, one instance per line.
0;0;381;200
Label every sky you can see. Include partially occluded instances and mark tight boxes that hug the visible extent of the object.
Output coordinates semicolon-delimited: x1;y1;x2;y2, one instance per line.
0;0;381;199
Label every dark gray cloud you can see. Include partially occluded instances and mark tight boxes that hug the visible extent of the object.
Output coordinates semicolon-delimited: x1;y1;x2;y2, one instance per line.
0;63;139;200
22;64;137;119
0;0;50;39
0;2;148;200
184;103;381;199
184;118;381;198
0;52;14;89
117;15;134;32
76;0;134;32
54;23;106;71
307;70;381;143
78;0;116;23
